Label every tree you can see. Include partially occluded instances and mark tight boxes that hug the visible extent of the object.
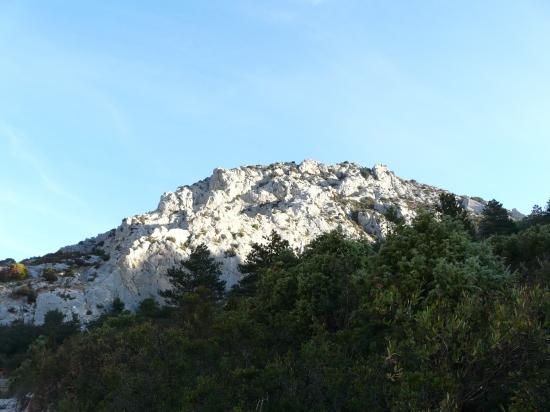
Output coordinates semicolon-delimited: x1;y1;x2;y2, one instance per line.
356;213;547;410
437;192;463;218
160;244;226;307
478;199;516;238
532;204;544;216
111;297;125;314
491;223;550;285
518;201;550;229
383;205;405;226
436;192;475;235
10;213;550;411
293;230;371;332
42;310;79;347
232;231;296;296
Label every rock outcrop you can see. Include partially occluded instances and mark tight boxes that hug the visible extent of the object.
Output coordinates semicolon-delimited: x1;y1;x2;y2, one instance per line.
0;160;499;325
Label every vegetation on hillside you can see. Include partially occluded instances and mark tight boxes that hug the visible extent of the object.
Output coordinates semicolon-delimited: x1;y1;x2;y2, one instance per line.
0;263;29;283
2;195;550;411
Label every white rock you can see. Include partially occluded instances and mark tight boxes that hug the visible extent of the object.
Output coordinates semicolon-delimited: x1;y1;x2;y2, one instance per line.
0;398;18;412
0;160;498;324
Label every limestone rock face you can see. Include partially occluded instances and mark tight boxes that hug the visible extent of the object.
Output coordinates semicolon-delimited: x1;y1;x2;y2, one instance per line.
0;398;18;412
0;160;492;325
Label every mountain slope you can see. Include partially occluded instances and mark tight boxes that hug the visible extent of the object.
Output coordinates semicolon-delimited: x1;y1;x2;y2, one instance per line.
1;160;490;325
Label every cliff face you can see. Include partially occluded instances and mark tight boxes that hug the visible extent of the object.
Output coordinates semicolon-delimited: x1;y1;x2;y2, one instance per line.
0;160;488;325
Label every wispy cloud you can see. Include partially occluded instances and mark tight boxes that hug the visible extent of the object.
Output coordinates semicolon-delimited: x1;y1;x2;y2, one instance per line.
0;121;85;206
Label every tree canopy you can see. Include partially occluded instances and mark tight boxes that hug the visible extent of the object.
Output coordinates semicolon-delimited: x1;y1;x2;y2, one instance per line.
5;206;550;411
478;199;516;238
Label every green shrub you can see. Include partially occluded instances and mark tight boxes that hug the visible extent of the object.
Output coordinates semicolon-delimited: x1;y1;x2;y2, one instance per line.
383;205;404;225
42;268;58;283
26;251;84;266
0;263;29;282
11;214;550;411
359;196;376;209
11;284;36;304
111;297;125;314
92;248;110;261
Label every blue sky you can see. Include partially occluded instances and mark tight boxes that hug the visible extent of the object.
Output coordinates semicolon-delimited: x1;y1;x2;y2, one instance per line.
1;0;550;260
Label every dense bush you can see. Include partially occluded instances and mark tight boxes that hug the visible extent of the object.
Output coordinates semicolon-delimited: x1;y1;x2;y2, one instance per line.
478;199;516;238
11;284;36;304
491;223;550;285
0;310;78;374
0;263;29;282
437;192;475;235
7;209;550;411
41;268;58;283
518;200;550;230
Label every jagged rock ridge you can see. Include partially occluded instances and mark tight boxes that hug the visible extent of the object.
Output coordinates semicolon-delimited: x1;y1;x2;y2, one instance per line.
0;160;490;325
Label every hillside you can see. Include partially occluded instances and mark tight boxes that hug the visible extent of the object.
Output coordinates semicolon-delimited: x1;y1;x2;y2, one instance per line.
0;160;495;325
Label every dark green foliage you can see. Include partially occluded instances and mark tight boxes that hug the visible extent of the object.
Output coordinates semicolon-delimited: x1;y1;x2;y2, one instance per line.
92;247;111;261
292;231;371;332
136;298;171;319
41;310;79;346
23;251;86;266
491;223;550;285
232;231;297;297
517;200;550;229
111;297;125;314
383;205;405;225
57;322;192;411
0;310;77;375
478;199;516;238
11;283;36;304
160;243;226;306
0;324;42;372
437;192;475;235
42;267;58;283
437;192;464;217
354;213;541;410
9;212;550;411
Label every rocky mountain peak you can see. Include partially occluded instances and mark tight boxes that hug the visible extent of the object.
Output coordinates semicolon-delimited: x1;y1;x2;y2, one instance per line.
1;160;489;325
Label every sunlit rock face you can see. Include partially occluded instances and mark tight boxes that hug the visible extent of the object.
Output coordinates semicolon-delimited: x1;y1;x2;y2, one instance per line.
0;160;494;325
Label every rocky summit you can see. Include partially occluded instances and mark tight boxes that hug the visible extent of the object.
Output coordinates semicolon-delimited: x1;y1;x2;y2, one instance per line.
0;160;494;325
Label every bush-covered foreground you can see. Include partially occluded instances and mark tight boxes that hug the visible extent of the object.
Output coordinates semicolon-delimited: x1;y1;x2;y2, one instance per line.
4;198;550;411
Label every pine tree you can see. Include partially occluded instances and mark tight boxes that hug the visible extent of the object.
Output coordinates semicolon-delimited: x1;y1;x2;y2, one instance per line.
532;205;544;216
519;199;550;230
232;231;296;296
478;199;516;238
436;193;475;235
160;244;226;306
437;193;463;218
